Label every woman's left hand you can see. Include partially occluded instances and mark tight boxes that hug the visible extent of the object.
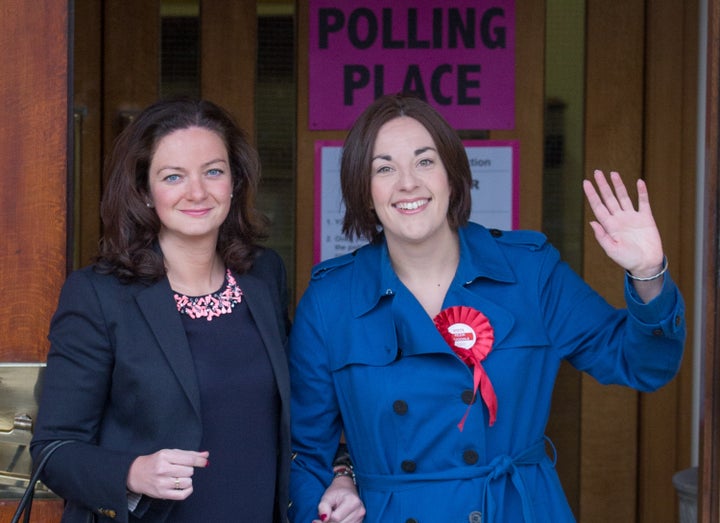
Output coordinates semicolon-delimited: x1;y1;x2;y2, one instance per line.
583;169;665;276
313;475;366;523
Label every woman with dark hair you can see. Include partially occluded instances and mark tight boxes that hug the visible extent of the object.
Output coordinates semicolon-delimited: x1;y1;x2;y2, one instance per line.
31;98;362;523
288;94;686;522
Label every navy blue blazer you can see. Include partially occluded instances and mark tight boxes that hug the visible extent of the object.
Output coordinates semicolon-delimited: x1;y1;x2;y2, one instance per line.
31;248;291;523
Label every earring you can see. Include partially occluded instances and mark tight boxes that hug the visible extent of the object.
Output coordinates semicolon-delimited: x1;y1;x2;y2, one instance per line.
146;202;153;208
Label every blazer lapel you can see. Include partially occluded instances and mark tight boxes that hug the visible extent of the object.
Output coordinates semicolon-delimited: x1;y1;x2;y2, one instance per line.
135;278;202;420
234;273;290;408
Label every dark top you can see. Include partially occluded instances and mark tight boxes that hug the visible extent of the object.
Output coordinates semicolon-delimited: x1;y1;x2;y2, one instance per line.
170;290;280;522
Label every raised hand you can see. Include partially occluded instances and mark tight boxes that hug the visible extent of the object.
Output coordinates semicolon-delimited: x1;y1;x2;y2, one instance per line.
583;170;667;303
582;169;665;276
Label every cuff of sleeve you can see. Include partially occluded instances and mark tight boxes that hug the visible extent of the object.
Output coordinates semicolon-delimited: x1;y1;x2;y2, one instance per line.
625;271;684;336
127;490;142;512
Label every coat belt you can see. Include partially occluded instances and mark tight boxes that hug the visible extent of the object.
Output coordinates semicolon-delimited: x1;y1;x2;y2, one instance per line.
354;437;553;523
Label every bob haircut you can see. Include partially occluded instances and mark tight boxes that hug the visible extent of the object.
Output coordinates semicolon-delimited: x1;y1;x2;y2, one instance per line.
96;98;268;282
340;93;472;242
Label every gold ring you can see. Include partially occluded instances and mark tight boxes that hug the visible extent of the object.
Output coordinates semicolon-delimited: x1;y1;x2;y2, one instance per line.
174;477;181;490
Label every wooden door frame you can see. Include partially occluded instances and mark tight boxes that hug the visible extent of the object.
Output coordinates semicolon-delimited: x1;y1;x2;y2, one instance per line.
0;0;70;520
699;0;720;520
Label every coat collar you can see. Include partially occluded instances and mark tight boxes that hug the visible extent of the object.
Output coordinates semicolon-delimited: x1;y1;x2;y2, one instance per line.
351;223;517;318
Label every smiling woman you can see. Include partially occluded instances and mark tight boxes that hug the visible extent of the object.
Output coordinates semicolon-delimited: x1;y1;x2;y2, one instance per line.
287;93;687;523
28;98;363;523
148;127;233;283
369;117;453;266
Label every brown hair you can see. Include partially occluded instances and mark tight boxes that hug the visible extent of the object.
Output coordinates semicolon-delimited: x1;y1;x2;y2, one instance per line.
340;93;472;242
96;98;268;282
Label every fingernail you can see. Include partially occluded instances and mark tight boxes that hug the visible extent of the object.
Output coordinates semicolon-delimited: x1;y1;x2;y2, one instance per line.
206;460;210;467
320;515;327;522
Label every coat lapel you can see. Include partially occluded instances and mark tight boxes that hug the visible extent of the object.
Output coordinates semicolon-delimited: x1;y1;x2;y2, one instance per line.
234;273;290;410
135;278;202;420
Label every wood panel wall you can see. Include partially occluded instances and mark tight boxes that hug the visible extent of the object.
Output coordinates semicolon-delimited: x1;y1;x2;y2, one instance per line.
201;0;257;142
582;1;697;521
0;0;70;520
103;1;160;166
700;0;720;520
640;0;698;520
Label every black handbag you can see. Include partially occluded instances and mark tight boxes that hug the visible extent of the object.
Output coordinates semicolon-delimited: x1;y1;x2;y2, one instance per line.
11;440;72;523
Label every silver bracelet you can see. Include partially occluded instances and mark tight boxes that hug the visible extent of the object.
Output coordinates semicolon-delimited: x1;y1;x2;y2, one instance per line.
626;256;668;282
333;466;356;485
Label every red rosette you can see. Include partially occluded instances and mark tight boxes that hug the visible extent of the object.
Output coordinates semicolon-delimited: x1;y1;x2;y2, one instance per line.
434;306;497;429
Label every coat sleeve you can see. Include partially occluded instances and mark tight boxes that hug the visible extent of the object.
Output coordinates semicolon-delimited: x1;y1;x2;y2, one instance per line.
288;282;345;523
30;269;139;523
538;245;686;391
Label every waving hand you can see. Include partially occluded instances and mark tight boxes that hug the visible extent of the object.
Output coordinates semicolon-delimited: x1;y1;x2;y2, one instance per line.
582;170;666;301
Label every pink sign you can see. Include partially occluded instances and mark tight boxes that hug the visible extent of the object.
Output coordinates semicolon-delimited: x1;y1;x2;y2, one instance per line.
309;1;515;130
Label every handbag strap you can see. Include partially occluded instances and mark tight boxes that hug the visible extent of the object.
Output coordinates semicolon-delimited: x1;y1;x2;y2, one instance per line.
11;440;73;523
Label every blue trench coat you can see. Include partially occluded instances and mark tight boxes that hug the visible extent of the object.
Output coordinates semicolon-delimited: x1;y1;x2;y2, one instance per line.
288;223;685;523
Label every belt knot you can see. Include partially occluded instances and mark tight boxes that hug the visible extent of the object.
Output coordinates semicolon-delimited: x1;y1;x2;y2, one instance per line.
488;454;514;479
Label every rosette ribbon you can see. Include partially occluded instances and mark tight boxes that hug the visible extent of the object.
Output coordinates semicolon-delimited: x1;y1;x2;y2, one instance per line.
434;306;496;430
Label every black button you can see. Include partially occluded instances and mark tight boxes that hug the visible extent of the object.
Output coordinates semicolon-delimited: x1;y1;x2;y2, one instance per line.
393;400;408;415
675;315;682;326
406;519;418;523
490;228;502;237
468;511;482;523
401;460;417;472
461;389;476;405
463;449;479;464
652;328;664;337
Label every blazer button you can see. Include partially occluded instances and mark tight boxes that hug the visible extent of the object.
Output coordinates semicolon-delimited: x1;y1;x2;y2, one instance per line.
468;510;482;522
393;400;409;415
675;315;682;326
406;519;419;523
98;508;117;519
652;328;664;337
463;449;479;464
401;460;417;473
461;389;476;405
490;228;503;237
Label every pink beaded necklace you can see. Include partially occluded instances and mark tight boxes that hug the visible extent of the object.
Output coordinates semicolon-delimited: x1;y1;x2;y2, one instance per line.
173;268;243;321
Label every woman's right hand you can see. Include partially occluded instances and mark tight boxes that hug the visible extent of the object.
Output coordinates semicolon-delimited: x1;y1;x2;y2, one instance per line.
126;448;209;500
314;475;366;523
